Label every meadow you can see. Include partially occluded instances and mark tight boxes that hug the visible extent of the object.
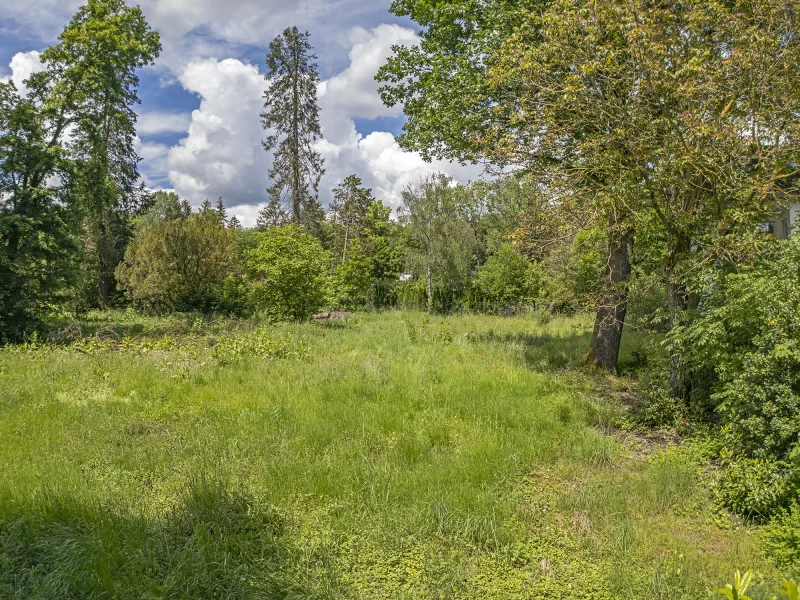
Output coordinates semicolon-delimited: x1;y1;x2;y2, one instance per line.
0;311;779;599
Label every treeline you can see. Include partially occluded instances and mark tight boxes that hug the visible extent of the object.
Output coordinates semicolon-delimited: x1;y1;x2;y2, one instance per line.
110;174;609;321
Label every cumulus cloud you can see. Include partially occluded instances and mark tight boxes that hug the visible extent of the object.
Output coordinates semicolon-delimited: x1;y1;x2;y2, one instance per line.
0;5;485;227
166;58;268;208
162;24;484;225
315;26;484;212
1;51;45;96
318;24;418;120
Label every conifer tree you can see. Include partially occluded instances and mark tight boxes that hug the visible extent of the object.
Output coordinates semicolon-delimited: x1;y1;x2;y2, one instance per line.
215;197;227;225
261;27;325;230
257;198;290;230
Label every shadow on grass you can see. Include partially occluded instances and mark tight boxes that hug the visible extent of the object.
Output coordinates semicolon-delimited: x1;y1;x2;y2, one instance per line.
469;329;593;371
0;478;333;599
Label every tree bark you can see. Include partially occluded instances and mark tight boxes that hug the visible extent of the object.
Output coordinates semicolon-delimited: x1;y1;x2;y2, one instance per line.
665;232;694;402
586;225;634;373
427;255;433;315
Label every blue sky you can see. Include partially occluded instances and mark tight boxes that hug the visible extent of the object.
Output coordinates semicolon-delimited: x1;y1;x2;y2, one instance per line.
0;0;483;224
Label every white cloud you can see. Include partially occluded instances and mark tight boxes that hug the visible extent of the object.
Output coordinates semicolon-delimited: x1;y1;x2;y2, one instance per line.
0;8;485;225
166;58;268;207
137;111;192;136
314;27;484;212
162;25;484;223
1;51;45;96
318;24;418;120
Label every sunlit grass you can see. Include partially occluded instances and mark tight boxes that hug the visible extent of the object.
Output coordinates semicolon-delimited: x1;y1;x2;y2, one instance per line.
0;311;778;598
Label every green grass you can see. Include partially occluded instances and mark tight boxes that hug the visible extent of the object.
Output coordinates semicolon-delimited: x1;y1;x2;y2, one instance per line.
0;311;780;598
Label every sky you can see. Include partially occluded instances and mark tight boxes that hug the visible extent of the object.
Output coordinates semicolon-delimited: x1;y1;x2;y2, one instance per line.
0;0;485;226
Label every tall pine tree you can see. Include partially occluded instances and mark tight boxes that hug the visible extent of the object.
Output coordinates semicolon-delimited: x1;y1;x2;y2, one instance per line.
261;27;325;231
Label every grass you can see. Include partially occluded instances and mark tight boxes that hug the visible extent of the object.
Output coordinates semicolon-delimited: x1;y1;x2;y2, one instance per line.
0;310;782;598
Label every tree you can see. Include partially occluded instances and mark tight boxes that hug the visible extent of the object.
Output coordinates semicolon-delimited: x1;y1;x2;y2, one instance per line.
256;198;289;230
377;0;635;370
488;0;800;393
245;225;330;320
262;27;325;229
399;174;476;313
377;0;535;164
381;0;800;383
329;175;375;263
116;208;235;312
215;198;227;225
0;82;75;339
41;0;161;307
475;245;533;311
200;199;214;218
362;200;405;307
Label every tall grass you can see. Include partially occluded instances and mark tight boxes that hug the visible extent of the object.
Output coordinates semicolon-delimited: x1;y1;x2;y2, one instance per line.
0;311;778;598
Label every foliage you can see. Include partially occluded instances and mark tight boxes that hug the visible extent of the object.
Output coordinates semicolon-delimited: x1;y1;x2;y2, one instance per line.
210;328;309;363
256;197;289;230
261;27;324;228
378;0;537;163
473;245;534;311
718;570;753;600
328;175;374;261
116;209;236;312
245;224;330;320
718;572;800;600
327;238;372;310
676;237;800;518
0;83;76;341
41;0;161;307
399;174;477;313
759;503;800;573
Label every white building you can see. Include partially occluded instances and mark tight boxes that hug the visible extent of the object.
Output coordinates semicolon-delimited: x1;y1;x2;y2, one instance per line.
769;203;800;238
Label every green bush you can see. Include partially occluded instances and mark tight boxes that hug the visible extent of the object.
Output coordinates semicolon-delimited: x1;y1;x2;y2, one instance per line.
327;239;372;310
713;457;797;521
245;225;330;321
474;245;532;309
116;212;236;313
676;236;800;518
760;502;800;573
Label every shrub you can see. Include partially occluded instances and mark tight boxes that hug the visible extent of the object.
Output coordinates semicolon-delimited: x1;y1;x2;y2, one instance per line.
245;225;330;321
116;213;235;312
327;239;372;310
675;236;800;518
760;502;800;573
474;245;533;311
713;457;797;522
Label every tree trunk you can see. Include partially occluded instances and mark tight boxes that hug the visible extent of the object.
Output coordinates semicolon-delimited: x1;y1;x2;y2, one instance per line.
427;252;434;315
587;225;634;372
665;233;694;403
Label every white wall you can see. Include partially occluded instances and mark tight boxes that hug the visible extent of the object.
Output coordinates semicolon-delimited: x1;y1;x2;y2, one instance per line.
790;203;800;236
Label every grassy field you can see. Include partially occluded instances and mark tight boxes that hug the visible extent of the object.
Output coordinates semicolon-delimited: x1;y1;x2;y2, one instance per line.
0;311;780;598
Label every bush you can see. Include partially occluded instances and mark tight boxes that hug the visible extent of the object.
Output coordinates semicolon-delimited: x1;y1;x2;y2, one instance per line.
473;245;538;312
760;502;800;573
713;457;797;521
327;239;372;310
675;236;800;518
245;225;330;321
116;213;235;312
